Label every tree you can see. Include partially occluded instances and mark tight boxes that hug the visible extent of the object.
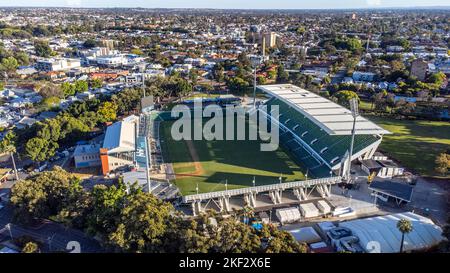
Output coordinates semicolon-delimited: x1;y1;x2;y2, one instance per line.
14;51;30;66
107;187;174;252
227;77;249;92
37;82;64;99
22;242;40;253
0;131;18;180
211;218;261;253
10;167;82;224
89;78;103;89
0;56;18;75
61;82;76;97
42;96;60;109
74;80;88;93
34;40;53;57
97;101;118;123
276;65;289;83
397;219;413;253
85;183;127;236
189;68;199;85
260;224;307;253
25;137;57;163
213;64;225;82
333;90;359;108
435;153;450;176
130;48;144;56
427;72;447;88
83;38;99;49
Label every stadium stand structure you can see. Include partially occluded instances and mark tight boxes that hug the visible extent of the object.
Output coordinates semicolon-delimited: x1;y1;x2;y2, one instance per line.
257;84;390;178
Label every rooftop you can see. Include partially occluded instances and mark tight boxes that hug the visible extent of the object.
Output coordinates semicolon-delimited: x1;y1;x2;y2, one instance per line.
258;84;391;136
102;119;136;154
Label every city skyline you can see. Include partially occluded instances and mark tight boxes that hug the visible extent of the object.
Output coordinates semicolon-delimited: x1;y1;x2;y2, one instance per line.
1;0;450;9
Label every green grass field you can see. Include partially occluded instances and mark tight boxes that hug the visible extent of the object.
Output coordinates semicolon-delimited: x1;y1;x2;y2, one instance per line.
160;117;306;195
369;116;450;178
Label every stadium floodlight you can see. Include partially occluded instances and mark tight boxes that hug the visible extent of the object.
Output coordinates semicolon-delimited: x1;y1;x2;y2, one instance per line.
250;56;262;108
346;98;359;183
252;176;256;187
349;98;359;117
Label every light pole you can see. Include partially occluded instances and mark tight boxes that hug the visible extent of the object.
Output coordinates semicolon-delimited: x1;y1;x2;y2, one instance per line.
10;152;19;181
250;56;262;108
142;73;146;98
225;179;228;192
346;98;359;183
252;176;256;188
196;183;199;195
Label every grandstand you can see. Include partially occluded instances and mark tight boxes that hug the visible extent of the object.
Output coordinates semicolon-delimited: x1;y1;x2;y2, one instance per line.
257;84;390;178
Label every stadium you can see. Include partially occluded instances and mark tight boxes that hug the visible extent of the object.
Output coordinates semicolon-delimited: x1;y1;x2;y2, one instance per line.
141;84;389;214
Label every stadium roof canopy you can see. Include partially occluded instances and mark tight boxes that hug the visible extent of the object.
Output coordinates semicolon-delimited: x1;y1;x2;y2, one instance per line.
103;120;136;154
339;212;444;253
257;84;391;136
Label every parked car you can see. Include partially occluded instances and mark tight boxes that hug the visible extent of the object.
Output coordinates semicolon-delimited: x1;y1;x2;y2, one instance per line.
34;163;48;173
49;155;61;162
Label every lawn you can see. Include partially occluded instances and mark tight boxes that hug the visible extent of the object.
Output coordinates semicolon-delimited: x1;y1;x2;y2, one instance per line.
160;117;306;195
368;116;450;178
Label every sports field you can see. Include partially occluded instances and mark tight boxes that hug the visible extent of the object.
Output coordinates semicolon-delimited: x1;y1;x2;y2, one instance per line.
160;117;306;195
369;116;450;178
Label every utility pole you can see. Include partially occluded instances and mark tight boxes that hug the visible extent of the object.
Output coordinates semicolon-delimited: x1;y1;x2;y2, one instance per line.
347;98;359;183
10;152;19;181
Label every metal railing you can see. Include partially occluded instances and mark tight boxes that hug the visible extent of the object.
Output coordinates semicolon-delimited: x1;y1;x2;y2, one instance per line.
182;176;341;203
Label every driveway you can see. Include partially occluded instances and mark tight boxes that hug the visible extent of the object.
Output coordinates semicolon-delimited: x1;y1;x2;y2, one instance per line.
406;177;448;226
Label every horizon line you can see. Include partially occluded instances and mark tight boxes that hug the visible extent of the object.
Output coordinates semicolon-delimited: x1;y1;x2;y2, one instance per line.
1;5;450;10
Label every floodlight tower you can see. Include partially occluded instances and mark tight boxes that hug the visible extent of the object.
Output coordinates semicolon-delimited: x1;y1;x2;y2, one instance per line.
251;56;262;108
346;98;359;183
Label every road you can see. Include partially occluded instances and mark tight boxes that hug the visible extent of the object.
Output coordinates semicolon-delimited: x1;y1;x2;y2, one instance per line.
0;203;103;253
0;162;104;253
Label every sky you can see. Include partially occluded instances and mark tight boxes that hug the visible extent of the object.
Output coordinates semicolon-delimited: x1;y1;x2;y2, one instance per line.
0;0;449;9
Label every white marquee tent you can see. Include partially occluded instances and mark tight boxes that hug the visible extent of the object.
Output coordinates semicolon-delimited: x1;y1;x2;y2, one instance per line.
299;203;320;218
276;207;301;224
339;212;445;253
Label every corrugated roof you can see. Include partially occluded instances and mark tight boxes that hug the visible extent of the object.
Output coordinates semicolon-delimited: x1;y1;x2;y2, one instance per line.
340;212;444;253
102;119;136;154
258;84;391;136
